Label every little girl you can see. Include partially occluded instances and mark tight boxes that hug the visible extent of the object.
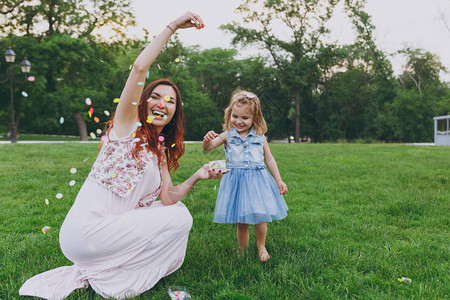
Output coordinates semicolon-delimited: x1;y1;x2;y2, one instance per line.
203;89;288;262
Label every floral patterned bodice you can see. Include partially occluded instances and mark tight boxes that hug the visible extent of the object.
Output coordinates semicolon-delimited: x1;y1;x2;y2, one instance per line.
87;132;162;207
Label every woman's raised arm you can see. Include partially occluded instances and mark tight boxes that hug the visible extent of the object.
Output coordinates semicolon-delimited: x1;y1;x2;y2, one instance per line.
114;12;205;138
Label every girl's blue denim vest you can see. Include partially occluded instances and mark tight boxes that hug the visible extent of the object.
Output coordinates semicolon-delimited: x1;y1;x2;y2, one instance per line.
225;128;266;169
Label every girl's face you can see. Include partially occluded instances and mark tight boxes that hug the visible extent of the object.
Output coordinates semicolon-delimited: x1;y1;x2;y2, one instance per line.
230;103;253;135
146;84;177;133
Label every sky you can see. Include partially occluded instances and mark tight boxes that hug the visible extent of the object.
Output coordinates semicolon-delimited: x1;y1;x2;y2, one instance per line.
130;0;450;81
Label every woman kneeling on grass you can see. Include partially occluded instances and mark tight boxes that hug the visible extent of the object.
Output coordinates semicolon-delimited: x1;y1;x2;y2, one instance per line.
19;12;222;300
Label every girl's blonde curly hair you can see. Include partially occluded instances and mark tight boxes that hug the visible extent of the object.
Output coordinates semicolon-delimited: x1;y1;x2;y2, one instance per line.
222;89;267;135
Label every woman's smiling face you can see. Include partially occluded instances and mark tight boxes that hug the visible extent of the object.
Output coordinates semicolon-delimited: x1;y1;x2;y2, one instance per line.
146;84;177;132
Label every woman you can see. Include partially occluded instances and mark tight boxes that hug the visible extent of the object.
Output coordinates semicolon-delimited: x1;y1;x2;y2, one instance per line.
20;12;217;299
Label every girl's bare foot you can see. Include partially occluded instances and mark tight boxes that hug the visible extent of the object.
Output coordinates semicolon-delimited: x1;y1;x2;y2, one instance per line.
258;246;270;262
239;245;249;253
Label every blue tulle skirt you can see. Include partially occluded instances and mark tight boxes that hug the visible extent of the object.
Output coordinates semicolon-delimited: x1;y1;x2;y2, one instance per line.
213;168;288;224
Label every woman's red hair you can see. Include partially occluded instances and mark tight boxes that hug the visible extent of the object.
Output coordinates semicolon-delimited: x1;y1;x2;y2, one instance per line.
104;79;185;173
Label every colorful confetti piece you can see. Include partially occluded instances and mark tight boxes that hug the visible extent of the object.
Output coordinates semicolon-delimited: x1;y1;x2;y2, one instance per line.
174;58;180;63
171;143;175;148
129;64;132;70
89;107;94;114
146;71;149;79
104;110;110;116
133;138;140;143
112;172;117;178
70;168;77;174
163;115;168;120
398;277;412;283
45;198;49;205
96;129;102;134
147;97;153;102
158;136;165;142
85;97;92;105
90;132;96;139
22;91;28;97
157;64;161;70
131;102;137;105
28;76;35;81
83;157;89;162
42;226;50;234
132;121;142;131
146;115;153;123
138;82;144;86
113;98;120;103
69;180;76;186
56;193;63;199
94;117;100;123
164;95;171;101
88;111;92;118
59;117;64;124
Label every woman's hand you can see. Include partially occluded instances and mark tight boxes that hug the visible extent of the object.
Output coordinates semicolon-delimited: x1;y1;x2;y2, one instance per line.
169;11;205;32
195;164;228;180
277;180;288;196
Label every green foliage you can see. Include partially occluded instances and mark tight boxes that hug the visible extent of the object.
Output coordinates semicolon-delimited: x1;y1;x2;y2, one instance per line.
0;143;449;298
0;34;119;136
389;48;449;142
1;1;450;143
185;47;291;138
314;43;398;142
0;0;135;41
186;47;241;111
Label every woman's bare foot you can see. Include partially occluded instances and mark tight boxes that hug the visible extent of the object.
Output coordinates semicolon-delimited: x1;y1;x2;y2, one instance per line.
258;246;270;262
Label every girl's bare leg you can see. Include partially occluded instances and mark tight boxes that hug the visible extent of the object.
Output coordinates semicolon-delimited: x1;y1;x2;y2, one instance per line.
237;223;249;250
255;222;270;261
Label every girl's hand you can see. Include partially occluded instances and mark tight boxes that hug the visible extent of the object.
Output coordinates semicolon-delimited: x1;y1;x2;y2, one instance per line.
203;130;219;142
277;180;288;196
170;11;205;31
195;164;228;180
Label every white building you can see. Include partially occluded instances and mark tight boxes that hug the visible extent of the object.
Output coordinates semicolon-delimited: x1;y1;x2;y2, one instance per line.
434;115;450;146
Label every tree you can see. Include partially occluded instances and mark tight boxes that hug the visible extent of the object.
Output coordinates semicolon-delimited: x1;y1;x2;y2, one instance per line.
186;47;241;112
0;0;135;41
391;48;448;142
0;34;120;139
222;0;341;142
185;47;289;139
0;0;136;140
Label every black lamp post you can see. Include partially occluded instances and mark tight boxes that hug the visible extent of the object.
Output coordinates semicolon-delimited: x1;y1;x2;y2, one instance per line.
1;47;31;143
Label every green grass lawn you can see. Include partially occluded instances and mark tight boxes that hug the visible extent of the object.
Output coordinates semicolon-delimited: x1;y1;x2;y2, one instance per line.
0;143;448;299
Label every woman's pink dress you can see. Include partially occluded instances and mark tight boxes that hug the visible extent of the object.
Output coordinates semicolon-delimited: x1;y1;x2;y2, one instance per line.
19;128;193;299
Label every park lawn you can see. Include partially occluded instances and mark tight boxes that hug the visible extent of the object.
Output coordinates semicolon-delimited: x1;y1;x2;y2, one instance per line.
0;143;448;299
